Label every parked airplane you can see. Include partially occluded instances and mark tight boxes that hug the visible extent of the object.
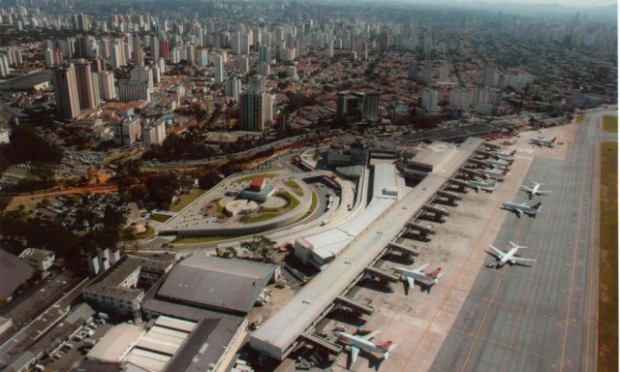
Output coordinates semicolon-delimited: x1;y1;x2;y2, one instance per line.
486;241;536;268
335;330;397;364
530;136;557;148
392;263;443;289
491;149;516;159
481;167;509;179
501;201;542;217
484;158;514;169
519;181;551;199
468;180;498;193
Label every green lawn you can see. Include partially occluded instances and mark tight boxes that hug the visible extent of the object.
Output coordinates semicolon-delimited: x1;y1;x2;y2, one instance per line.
602;115;617;133
169;189;205;212
240;211;280;224
277;191;300;210
284;180;304;196
150;214;171;223
576;113;585;123
173;235;227;244
598;141;618;372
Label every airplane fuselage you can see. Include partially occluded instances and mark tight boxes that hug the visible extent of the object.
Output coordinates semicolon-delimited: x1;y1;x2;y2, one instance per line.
335;332;388;357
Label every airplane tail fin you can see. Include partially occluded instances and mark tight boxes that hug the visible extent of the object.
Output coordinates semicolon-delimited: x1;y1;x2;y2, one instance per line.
381;342;397;359
510;150;517;156
551;137;557;143
502;169;509;175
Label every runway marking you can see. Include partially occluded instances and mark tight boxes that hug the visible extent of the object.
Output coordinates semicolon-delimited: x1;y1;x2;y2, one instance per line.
559;123;592;371
459;212;528;372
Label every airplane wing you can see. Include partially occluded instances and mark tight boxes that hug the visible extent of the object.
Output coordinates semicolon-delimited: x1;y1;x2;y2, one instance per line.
414;263;429;273
489;245;505;258
350;346;360;364
538;190;551;195
519;185;532;192
361;330;380;341
513;257;536;263
514;208;523;217
406;276;414;288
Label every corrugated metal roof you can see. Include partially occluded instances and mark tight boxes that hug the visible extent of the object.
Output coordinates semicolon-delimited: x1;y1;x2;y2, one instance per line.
155;316;196;333
157;255;276;313
86;324;145;363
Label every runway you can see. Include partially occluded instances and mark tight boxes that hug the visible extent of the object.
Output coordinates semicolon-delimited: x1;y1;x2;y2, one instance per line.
431;113;605;372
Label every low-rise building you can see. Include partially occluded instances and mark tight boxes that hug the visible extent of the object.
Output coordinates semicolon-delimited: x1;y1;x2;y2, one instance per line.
19;248;55;272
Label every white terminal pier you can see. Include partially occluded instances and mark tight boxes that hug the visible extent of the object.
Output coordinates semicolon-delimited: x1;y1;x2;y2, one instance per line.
249;137;484;361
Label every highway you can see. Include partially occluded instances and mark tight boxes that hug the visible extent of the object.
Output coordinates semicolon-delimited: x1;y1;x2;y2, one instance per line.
430;111;610;371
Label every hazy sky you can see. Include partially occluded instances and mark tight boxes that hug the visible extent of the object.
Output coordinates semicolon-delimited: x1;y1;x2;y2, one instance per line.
459;0;615;8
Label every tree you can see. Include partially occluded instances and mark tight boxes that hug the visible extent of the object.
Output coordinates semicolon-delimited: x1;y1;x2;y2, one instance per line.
241;235;276;262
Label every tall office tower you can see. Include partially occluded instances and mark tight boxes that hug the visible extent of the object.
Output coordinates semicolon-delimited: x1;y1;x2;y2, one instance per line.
439;64;450;81
131;66;153;94
132;34;144;67
159;38;169;59
0;54;10;77
259;46;271;63
238;55;249;75
225;76;241;100
249;74;266;93
240;91;272;132
214;54;225;84
53;63;80;119
98;71;116;100
422;89;439;112
482;66;498;87
72;59;99;110
408;61;418;79
422;64;432;85
150;35;159;60
258;62;270;76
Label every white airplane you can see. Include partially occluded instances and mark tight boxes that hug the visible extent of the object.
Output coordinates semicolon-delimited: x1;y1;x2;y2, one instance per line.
481;167;509;179
335;330;397;364
392;263;443;289
530;136;557;148
484;158;514;169
487;241;536;268
501;201;542;217
468;179;498;193
491;149;516;159
519;181;551;199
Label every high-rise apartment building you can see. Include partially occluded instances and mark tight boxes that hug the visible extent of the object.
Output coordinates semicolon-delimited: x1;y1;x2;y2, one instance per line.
98;71;116;100
422;89;439;112
53;63;81;119
225;76;241;100
214;54;225;84
72;58;99;110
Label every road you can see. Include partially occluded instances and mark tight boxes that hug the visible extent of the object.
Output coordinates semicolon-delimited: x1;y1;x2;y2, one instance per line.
430;110;612;372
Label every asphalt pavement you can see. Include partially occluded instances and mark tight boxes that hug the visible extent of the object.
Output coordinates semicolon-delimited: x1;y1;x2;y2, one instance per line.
430;112;607;372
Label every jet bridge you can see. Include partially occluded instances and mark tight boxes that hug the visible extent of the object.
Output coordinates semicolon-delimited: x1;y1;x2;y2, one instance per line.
406;221;436;236
301;334;343;355
387;242;420;257
335;296;374;315
422;204;451;221
365;266;399;282
436;190;462;202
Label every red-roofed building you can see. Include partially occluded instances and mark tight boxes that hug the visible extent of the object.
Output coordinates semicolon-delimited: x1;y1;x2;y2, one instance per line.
250;176;266;191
